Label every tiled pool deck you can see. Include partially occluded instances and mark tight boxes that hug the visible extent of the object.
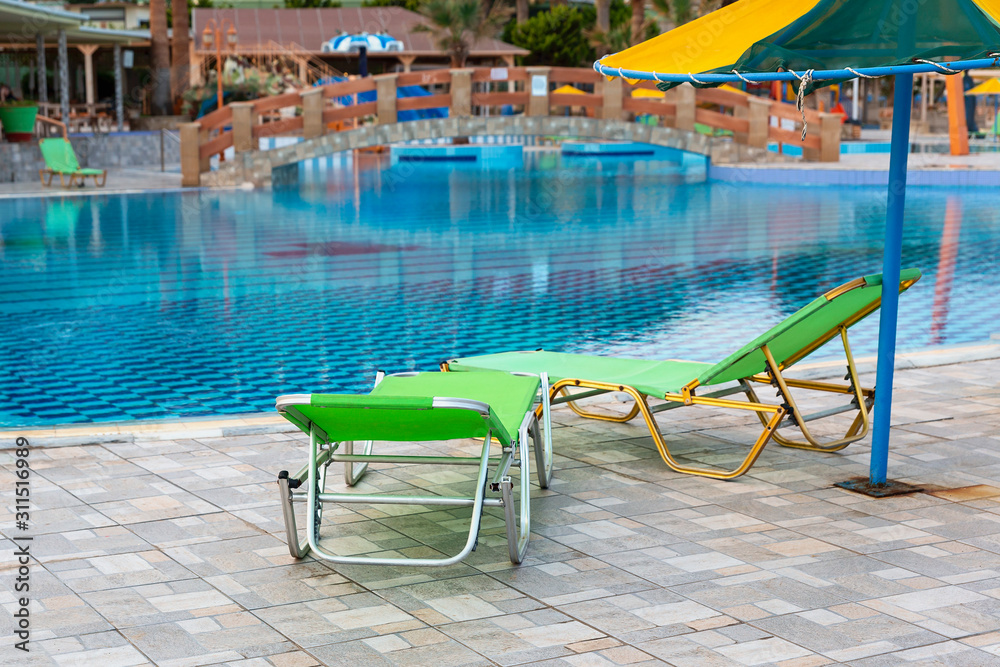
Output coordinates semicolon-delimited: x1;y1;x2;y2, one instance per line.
3;345;1000;666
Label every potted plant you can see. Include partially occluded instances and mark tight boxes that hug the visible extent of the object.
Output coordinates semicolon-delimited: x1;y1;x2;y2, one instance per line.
0;99;39;143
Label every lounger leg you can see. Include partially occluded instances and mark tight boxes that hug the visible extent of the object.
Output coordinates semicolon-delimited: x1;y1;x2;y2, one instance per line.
277;471;309;559
306;431;495;567
533;372;553;489
504;414;534;564
559;387;642;423
549;378;785;480
759;332;873;452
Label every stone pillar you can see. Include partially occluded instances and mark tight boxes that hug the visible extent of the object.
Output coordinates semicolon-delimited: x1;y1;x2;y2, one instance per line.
746;96;770;149
375;73;398;125
525;66;550;117
450;69;473;117
302;88;325;139
670;84;696;132
77;45;99;110
36;34;47;105
114;45;124;131
599;76;623;120
180;122;202;187
231;102;257;153
57;29;69;121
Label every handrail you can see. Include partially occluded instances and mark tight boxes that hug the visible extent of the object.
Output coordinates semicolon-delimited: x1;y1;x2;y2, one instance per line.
35;114;68;140
181;66;841;187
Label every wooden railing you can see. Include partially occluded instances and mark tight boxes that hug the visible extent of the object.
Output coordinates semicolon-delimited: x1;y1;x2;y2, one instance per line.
181;66;842;186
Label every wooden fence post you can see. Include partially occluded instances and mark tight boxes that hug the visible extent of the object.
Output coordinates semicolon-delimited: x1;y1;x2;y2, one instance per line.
600;76;623;120
450;69;473;117
302;88;325;139
376;73;398;125
747;96;770;148
525;66;550;117
818;112;841;162
180;122;202;187
231;102;257;153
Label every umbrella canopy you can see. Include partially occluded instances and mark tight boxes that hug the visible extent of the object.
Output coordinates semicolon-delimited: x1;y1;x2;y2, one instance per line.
321;32;404;54
553;85;585;95
592;0;999;490
967;77;1000;94
631;88;665;98
599;0;1000;90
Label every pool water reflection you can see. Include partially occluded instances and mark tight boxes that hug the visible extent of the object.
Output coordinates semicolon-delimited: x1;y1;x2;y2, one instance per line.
0;150;997;425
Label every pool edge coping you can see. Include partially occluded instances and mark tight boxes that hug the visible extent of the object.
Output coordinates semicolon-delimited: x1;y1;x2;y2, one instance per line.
4;340;999;448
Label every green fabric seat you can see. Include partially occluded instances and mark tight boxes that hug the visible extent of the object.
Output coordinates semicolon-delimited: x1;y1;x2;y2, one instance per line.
282;371;540;446
274;370;552;567
451;269;921;396
447;270;922;480
448;352;711;397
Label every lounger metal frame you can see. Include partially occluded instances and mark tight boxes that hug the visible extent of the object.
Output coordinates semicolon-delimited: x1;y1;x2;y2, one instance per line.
276;372;551;567
39;168;107;188
538;325;871;480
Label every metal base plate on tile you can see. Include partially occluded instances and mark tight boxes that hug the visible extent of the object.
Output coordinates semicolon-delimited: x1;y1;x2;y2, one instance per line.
835;477;924;498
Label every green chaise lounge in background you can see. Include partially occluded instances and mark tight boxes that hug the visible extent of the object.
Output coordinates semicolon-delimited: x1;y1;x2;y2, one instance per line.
38;138;107;188
444;270;921;481
275;370;552;566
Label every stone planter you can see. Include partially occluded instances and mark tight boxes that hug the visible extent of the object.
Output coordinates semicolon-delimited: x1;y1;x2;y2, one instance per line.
0;105;39;142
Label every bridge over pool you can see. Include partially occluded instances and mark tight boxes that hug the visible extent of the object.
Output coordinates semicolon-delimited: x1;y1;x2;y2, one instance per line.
180;67;842;187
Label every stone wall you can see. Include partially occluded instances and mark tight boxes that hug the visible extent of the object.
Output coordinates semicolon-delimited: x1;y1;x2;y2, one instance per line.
0;131;181;183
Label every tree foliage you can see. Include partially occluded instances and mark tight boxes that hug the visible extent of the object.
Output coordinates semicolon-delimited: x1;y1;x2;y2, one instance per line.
415;0;512;67
283;0;342;7
504;0;633;68
363;0;422;12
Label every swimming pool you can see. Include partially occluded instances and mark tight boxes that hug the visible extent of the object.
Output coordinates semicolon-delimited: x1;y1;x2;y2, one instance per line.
1;149;997;426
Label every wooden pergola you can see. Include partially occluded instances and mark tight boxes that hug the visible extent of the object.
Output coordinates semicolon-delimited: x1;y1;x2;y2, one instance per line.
0;0;146;130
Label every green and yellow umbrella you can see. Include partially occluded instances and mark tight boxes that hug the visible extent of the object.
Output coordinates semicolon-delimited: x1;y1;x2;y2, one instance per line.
594;0;1000;490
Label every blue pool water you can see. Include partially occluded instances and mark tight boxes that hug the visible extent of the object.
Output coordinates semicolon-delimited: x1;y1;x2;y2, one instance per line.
1;149;998;426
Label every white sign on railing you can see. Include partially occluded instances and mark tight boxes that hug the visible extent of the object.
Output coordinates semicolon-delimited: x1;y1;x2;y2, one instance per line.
491;68;508;81
531;75;547;97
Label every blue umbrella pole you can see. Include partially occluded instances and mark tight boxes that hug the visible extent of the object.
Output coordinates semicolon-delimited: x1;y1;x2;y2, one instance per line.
870;72;914;486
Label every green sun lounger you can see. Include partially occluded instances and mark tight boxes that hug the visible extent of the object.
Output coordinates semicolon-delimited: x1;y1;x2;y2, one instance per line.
38;138;107;188
444;270;921;480
275;370;552;566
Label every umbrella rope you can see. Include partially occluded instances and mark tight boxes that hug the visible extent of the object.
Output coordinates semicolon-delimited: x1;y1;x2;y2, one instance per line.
730;70;754;84
914;59;960;74
688;72;709;85
789;69;815;140
845;67;880;79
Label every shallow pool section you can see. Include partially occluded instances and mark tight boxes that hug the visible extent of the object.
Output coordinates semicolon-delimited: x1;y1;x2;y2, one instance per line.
1;149;997;425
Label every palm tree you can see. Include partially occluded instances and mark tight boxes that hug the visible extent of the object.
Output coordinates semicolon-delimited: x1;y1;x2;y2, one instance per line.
516;0;528;24
172;0;191;100
416;0;512;68
150;0;171;114
631;0;645;44
595;0;610;32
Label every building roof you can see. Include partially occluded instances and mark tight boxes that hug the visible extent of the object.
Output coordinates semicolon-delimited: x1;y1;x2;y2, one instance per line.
0;0;145;44
192;7;528;57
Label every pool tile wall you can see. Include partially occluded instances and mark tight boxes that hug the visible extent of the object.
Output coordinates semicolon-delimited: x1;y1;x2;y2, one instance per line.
0;131;181;182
